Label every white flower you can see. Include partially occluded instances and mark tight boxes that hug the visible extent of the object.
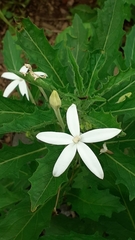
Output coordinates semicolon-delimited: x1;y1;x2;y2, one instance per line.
100;142;113;155
36;104;121;179
1;65;47;100
100;143;108;154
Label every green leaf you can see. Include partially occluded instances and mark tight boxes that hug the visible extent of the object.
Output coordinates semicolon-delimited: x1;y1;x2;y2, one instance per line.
17;18;67;88
0;142;46;179
84;109;121;129
97;68;135;98
29;146;67;212
66;15;90;77
0;96;53;134
2;30;23;71
90;0;124;53
0;197;54;240
67;187;124;221
67;15;89;61
70;4;97;22
86;0;124;95
100;146;135;200
105;95;135;122
41;232;105;240
101;210;135;240
0;184;21;209
124;0;135;5
67;48;83;95
124;25;135;68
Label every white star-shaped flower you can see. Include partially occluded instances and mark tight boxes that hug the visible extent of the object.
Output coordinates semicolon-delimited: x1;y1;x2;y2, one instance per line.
1;65;47;100
36;104;121;179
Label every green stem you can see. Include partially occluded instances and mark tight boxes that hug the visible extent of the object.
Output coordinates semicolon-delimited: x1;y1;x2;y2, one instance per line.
0;10;14;30
54;108;65;132
54;186;61;214
28;88;36;105
38;86;48;102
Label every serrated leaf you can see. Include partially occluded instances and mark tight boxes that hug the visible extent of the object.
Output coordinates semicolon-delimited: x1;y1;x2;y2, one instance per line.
124;25;135;68
90;0;124;53
0;184;21;209
105;95;135;122
67;187;124;221
0;96;53;134
85;109;121;129
29;147;67;212
98;68;135;97
67;48;83;95
0;142;46;179
0;197;54;240
2;30;23;71
17;18;67;89
86;0;124;95
100;146;135;200
66;14;90;83
67;14;90;64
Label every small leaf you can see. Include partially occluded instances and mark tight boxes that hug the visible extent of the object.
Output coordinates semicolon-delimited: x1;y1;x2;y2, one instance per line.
70;4;97;22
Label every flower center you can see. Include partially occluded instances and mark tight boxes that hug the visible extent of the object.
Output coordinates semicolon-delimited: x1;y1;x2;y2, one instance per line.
73;135;80;143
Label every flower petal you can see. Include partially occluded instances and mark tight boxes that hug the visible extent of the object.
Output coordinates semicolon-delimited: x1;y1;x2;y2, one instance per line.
81;128;121;143
3;80;20;97
36;132;73;145
77;142;104;179
66;104;80;136
1;72;20;80
53;143;77;177
34;71;48;77
19;80;29;100
20;65;29;74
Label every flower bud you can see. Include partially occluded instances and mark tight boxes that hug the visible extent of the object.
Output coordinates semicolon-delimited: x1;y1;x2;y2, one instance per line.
49;90;61;109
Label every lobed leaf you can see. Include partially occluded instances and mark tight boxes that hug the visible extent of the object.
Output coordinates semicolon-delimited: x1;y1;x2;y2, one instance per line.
29;147;67;212
0;197;54;240
100;146;135;200
0;96;53;134
0;142;46;179
86;0;125;95
67;187;124;221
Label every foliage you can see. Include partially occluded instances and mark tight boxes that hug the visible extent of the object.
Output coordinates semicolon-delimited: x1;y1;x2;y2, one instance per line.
1;0;135;239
